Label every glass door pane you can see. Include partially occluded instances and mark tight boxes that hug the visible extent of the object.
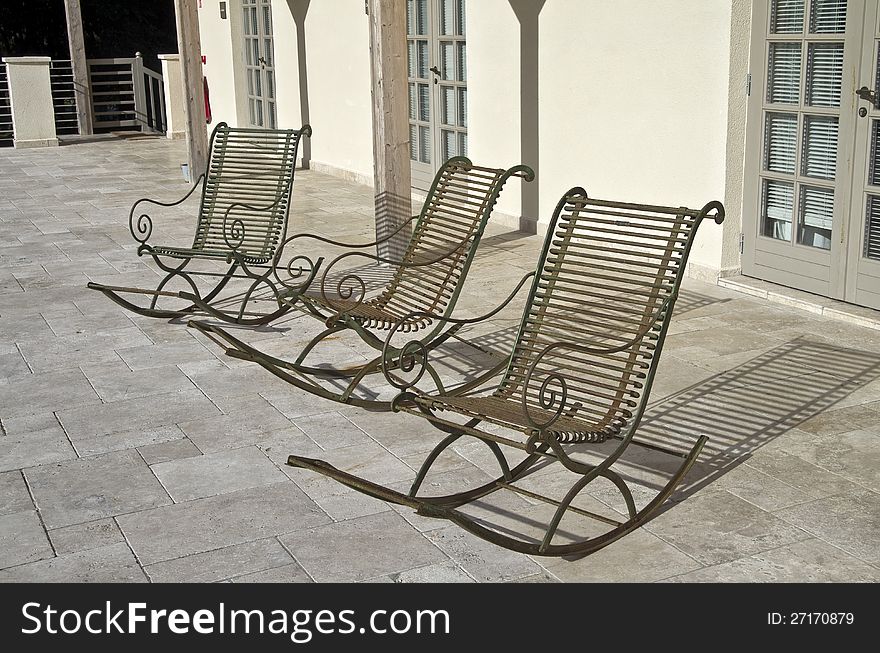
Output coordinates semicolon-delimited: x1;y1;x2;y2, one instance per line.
242;0;277;129
759;0;844;250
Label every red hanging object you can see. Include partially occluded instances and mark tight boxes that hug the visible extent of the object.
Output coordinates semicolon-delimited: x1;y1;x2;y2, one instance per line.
203;77;213;125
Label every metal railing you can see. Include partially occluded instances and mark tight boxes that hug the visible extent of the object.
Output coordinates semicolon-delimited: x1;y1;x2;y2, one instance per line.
88;53;165;134
49;59;81;136
0;64;12;147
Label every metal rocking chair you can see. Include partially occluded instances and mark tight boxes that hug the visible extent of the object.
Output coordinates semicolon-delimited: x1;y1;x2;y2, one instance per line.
288;188;725;557
190;157;534;409
88;122;312;325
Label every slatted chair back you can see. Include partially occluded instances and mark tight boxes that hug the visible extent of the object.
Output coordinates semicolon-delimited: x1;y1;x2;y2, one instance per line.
372;157;530;323
192;123;308;262
496;189;722;443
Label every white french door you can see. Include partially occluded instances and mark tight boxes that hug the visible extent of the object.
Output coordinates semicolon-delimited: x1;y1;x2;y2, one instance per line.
242;0;277;129
847;0;880;307
406;0;468;191
744;0;880;309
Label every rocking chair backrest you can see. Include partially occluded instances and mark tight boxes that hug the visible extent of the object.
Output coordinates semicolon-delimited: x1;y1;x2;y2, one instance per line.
497;189;724;442
373;157;533;321
192;123;310;260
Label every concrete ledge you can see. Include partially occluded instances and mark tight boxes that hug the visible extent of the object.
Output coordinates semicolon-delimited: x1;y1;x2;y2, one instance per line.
13;138;59;149
719;275;880;330
1;56;52;65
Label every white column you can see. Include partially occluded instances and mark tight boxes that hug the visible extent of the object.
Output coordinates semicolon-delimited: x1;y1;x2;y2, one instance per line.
2;57;59;148
158;54;186;140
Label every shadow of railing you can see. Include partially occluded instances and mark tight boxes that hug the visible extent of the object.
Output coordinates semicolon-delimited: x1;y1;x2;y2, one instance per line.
608;337;880;495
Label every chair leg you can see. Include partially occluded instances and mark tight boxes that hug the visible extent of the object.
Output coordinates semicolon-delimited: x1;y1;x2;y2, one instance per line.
287;434;707;557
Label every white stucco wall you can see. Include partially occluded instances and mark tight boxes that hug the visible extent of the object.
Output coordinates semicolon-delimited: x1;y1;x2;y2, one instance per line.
198;1;244;128
196;0;741;277
537;0;734;275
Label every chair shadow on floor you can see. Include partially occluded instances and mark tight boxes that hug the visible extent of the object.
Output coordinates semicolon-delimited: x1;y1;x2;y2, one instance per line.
616;336;880;497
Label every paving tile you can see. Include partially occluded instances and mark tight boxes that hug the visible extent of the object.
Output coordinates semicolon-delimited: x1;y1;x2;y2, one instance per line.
425;526;542;582
292;411;374;450
389;561;474;583
48;518;125;555
25;449;171;529
0;471;32;516
644;489;811;566
75;425;188;457
178;394;294;453
0;369;99;418
541;528;703;582
0;424;77;472
145;537;295;583
117;482;330;565
0;351;30;379
666;539;880;582
17;327;152;373
0;542;147;582
116;340;218;371
280;511;445;582
0;511;53;569
774;491;880;565
179;358;293;402
151;446;286;502
138;437;202;465
81;361;196;402
57;389;220;440
231;562;313;583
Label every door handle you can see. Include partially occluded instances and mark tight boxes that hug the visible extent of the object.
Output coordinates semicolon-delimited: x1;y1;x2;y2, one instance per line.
856;86;877;106
429;65;441;77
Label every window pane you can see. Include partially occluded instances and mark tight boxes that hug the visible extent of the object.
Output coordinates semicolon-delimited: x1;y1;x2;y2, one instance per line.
441;86;454;125
458;87;467;127
442;129;456;161
264;38;273;66
409;83;416;120
809;0;847;33
771;0;805;33
419;125;431;164
440;42;454;80
417;40;429;78
459;131;468;157
255;99;264;127
806;43;843;107
263;5;272;35
418;83;430;121
441;0;454;36
767;43;802;104
458;0;466;36
406;0;415;35
865;196;880;260
407;41;416;78
798;186;833;249
762;179;794;241
869;120;880;186
802;115;838;179
764;112;797;174
410;124;418;161
266;70;275;100
416;0;428;35
457;42;467;81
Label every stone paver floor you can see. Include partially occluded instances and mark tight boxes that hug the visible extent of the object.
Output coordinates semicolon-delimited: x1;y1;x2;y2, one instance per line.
1;136;879;583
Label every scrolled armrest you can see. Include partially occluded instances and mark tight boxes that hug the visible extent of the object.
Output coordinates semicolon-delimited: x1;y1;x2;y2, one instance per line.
128;174;206;245
279;214;420;253
521;293;677;432
222;195;288;252
380;271;537;391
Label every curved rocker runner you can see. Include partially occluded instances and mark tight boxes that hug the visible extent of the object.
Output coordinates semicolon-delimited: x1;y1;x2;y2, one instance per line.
190;156;535;409
87;122;314;325
288;188;726;557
